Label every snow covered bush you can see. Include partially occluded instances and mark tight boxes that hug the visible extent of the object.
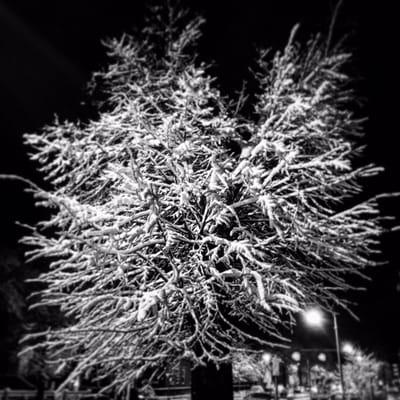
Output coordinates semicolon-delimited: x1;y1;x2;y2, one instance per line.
342;349;381;399
21;5;386;392
232;351;273;388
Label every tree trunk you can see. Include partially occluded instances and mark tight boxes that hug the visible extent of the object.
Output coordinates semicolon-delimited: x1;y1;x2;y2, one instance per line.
191;361;233;400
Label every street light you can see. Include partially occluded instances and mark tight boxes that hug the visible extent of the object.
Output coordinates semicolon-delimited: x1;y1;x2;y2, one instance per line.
342;342;355;355
303;308;324;327
302;308;346;400
262;352;272;364
291;351;301;362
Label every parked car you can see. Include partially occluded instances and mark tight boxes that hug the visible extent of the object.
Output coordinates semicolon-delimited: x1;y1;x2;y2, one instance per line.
243;392;273;400
243;386;274;400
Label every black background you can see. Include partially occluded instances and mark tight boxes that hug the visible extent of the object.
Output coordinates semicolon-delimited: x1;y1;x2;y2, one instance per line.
0;0;399;370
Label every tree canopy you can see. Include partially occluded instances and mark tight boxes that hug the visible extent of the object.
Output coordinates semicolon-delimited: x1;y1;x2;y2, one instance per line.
21;6;386;392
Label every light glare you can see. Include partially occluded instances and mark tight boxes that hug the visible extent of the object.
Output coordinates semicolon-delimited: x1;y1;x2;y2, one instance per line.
303;308;324;327
262;352;272;363
342;342;355;354
291;351;301;362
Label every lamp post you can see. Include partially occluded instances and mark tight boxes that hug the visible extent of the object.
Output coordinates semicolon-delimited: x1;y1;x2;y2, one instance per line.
262;352;280;400
262;352;272;391
333;313;345;400
303;308;346;400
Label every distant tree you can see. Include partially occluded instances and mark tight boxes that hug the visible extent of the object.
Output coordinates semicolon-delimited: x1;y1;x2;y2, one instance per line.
0;247;58;384
342;348;381;400
232;351;272;389
0;248;26;374
16;3;389;396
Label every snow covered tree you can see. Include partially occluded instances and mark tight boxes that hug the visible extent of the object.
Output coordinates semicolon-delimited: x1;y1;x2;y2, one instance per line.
232;351;273;389
19;4;388;395
342;349;381;400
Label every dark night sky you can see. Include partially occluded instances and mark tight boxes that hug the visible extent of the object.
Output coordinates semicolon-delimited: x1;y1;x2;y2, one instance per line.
0;0;399;368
